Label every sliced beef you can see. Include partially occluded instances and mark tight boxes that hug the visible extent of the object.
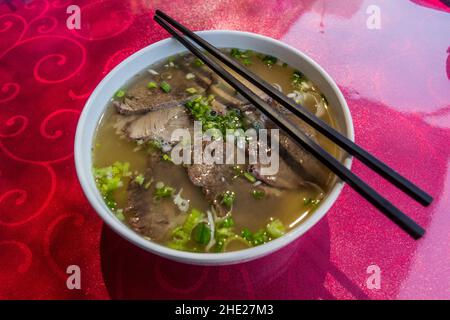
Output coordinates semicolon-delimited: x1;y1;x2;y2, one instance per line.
114;84;191;115
125;105;191;142
115;64;213;115
278;131;330;188
126;152;182;241
251;155;308;189
187;163;235;217
243;101;330;189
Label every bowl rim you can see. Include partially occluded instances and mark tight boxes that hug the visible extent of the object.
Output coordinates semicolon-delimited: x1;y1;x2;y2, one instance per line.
75;30;354;265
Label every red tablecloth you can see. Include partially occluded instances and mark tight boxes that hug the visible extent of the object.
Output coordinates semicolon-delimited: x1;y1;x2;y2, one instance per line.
1;0;449;300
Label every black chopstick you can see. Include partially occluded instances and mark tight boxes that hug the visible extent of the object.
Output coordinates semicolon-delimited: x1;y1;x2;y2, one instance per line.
153;14;425;239
155;9;433;207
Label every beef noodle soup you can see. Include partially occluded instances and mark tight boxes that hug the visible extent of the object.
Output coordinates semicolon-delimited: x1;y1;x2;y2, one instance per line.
92;49;339;253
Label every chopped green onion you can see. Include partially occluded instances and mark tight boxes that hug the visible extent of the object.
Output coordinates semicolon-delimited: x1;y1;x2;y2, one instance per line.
243;172;256;183
266;219;285;238
135;174;145;186
219;217;234;228
192;222;211;245
154;182;175;199
304;197;320;206
186;73;195;80
221;191;235;209
115;89;125;98
185;87;198;94
147;81;157;89
162;153;173;163
252;229;269;245
251;189;265;200
194;58;204;67
148;139;162;151
93;161;130;211
241;228;252;241
160;81;171;93
262;55;277;66
292;70;307;87
183;208;204;234
230;48;253;65
115;209;125;221
185;95;245;134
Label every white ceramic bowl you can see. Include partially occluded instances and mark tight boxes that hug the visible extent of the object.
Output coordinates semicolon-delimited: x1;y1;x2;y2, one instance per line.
75;30;354;265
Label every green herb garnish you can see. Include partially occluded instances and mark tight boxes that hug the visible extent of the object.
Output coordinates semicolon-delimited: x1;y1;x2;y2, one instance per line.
115;89;125;98
303;197;320;206
185;95;245;134
147;81;157;89
193;58;204;67
251;189;265;200
219;217;235;228
221;191;235;209
266;219;285;238
292;70;307;87
243;172;256;183
230;48;253;65
93;161;130;211
135;174;145;186
192;222;211;245
262;55;277;66
185;87;198;95
160;81;172;93
162;153;173;163
154;182;175;199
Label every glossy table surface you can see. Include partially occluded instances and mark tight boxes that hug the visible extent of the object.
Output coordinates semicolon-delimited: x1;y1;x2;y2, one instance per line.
0;0;449;299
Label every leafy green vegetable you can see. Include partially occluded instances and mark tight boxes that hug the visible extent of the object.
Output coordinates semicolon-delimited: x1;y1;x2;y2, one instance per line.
160;81;171;93
221;191;235;209
266;219;285;238
192;222;211;245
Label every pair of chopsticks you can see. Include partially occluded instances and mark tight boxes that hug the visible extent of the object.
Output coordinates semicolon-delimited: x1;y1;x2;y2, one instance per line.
153;10;432;239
